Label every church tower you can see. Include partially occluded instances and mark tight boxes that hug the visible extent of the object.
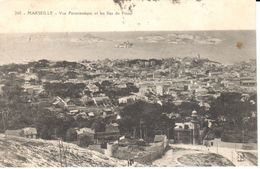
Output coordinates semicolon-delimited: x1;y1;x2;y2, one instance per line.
191;110;200;145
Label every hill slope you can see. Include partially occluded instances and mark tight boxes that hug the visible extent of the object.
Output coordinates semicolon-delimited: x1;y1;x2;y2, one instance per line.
0;134;128;167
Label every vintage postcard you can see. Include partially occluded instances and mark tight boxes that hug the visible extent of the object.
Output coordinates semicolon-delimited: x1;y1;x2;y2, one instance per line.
0;0;257;167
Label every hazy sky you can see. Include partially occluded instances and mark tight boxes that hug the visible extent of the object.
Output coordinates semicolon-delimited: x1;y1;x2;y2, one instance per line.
0;0;255;65
0;31;256;65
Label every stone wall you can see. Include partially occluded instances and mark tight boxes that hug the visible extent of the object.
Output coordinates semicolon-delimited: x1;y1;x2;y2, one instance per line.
112;141;167;165
134;142;165;164
203;139;257;150
88;144;105;154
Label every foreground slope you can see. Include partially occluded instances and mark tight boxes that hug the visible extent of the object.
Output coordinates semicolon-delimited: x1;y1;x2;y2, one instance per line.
0;134;128;167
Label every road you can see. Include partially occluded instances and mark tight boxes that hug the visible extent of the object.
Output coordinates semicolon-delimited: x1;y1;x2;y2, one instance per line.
161;144;257;167
153;147;205;167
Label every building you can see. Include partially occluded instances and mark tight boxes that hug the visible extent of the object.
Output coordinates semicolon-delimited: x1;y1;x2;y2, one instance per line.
174;110;201;145
5;129;23;137
92;96;111;106
76;128;95;146
0;84;4;96
5;127;37;139
174;123;193;144
154;135;166;143
240;80;256;86
94;123;120;144
240;77;256;86
191;110;200;145
138;83;154;95
75;123;120;147
53;97;68;109
22;127;38;139
118;95;137;104
156;84;164;96
87;84;99;93
154;135;168;149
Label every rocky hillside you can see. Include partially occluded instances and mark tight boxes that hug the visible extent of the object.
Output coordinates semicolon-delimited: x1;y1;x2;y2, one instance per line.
0;134;128;167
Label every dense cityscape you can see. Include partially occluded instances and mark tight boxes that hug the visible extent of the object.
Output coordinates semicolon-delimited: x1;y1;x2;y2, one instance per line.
0;56;257;166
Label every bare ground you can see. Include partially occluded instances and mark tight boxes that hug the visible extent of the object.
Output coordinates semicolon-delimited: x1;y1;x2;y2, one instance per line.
153;146;234;167
0;134;132;167
178;153;234;166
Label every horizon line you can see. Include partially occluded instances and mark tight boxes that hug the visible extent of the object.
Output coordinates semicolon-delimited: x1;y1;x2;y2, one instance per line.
0;29;256;35
0;56;255;67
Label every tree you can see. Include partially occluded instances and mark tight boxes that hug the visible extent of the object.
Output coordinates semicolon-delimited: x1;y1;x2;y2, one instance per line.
119;101;173;138
91;117;106;132
209;92;250;128
35;110;74;140
178;101;201;117
44;82;86;98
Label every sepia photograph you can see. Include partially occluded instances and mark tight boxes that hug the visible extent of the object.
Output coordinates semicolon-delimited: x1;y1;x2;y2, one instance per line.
0;0;257;167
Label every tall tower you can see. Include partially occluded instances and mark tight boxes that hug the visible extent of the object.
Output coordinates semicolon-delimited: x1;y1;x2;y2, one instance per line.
191;110;200;145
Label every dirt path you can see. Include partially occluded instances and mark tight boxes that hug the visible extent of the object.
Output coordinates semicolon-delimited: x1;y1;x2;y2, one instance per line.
152;145;236;167
172;144;256;166
152;148;207;167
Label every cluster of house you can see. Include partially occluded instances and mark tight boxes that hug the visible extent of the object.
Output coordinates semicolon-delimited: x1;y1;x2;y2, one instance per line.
0;57;256;157
0;57;255;110
66;123;120;147
67;110;208;149
1;108;229;163
3;123;121;148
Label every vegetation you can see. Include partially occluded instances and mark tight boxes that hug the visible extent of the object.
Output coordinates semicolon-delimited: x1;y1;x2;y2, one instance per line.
119;101;175;139
0;60;257;144
209;92;257;142
44;82;86;98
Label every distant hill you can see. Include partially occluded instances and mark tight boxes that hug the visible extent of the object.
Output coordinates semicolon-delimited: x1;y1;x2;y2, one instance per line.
0;134;128;167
